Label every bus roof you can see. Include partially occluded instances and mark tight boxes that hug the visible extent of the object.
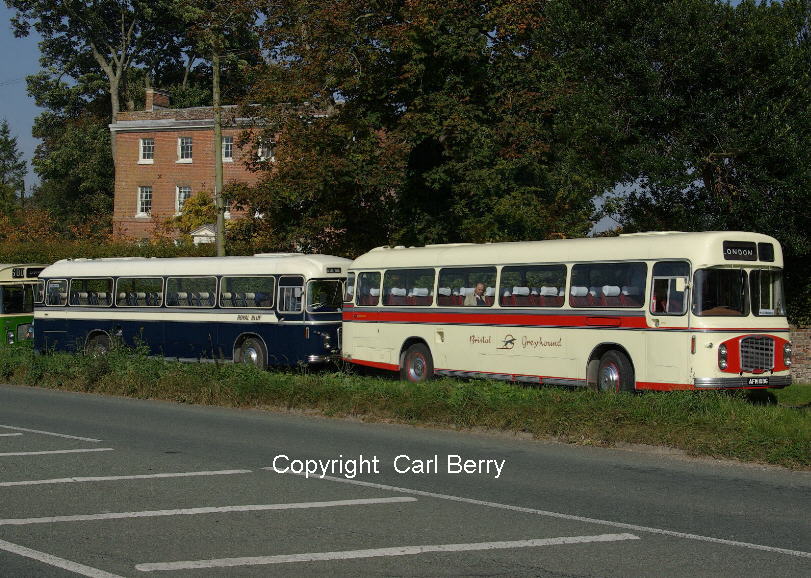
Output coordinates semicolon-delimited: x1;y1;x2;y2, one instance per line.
349;231;783;270
40;254;352;279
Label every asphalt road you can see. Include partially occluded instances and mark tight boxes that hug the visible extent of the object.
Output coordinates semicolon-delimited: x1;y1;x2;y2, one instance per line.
0;383;809;577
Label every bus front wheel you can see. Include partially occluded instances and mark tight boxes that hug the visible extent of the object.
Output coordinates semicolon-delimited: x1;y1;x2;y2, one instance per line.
239;337;267;371
400;343;433;383
597;351;635;392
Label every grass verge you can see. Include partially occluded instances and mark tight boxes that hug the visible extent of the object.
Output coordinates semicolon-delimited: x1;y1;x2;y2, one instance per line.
1;343;808;470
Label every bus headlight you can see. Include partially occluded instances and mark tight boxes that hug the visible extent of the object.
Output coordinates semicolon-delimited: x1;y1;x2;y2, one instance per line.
718;344;728;370
6;331;14;345
784;342;792;367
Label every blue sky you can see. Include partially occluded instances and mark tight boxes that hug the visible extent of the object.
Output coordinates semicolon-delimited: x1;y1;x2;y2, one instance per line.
0;4;42;192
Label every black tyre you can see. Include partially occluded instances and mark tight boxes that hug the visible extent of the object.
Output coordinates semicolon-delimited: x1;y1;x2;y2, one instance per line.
85;333;110;356
597;350;635;392
239;337;267;370
400;343;434;383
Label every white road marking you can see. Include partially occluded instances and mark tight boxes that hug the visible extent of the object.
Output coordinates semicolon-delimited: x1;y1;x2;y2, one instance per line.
269;470;811;559
134;533;640;571
0;448;114;457
0;433;23;437
0;424;101;442
0;469;253;487
0;538;123;578
0;497;416;526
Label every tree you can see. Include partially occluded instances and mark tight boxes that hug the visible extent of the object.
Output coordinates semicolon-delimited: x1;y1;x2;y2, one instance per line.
7;0;184;123
0;119;26;215
167;190;217;237
569;0;810;324
29;112;114;231
241;0;607;256
172;0;262;255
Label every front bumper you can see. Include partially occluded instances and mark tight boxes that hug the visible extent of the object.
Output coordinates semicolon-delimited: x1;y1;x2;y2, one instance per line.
694;375;792;389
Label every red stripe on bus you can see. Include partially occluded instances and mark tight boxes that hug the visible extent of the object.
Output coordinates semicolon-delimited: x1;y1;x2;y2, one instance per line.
635;381;694;391
343;310;650;328
342;357;399;372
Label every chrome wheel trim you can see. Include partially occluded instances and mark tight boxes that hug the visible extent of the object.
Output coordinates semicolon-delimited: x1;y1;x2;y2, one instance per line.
407;354;426;381
599;362;620;392
243;346;260;365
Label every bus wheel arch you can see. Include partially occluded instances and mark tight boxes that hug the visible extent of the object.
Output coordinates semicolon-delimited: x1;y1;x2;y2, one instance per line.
233;333;268;370
399;338;434;383
85;331;111;356
587;344;636;392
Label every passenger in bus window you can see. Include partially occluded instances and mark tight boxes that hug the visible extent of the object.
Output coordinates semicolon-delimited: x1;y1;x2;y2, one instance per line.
464;283;488;306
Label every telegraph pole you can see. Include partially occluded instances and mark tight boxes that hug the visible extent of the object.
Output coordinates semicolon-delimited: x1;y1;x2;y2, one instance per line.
213;51;225;257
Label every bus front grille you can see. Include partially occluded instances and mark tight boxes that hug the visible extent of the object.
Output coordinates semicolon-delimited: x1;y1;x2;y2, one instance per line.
740;336;774;372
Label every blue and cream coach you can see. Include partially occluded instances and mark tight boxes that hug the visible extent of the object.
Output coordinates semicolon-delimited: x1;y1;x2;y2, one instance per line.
33;254;350;369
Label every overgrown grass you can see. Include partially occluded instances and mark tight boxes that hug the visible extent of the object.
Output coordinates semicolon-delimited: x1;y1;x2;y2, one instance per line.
2;343;808;469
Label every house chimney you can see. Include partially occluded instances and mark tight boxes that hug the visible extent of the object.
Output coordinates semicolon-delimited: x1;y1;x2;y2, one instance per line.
144;88;170;111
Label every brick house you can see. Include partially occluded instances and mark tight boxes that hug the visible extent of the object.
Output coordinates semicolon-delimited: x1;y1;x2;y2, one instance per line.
110;89;264;239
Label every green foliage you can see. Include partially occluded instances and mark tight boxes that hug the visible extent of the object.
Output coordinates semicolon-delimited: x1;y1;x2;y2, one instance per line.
0;119;26;215
2;343;808;469
244;0;607;255
578;0;811;324
30;114;114;226
168;191;218;236
0;238;215;264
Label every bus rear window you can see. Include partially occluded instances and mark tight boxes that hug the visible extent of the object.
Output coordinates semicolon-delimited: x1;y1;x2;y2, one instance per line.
750;269;785;317
692;269;748;316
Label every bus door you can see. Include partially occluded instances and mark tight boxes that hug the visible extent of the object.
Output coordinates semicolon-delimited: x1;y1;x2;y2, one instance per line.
274;276;305;364
38;279;70;349
645;262;690;386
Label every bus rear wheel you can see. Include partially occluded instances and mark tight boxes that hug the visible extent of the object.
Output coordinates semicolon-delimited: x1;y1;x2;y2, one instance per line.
400;343;433;383
239;337;267;371
597;350;635;392
85;333;110;356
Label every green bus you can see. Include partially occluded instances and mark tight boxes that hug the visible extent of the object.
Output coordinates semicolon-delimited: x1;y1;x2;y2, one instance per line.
0;264;46;345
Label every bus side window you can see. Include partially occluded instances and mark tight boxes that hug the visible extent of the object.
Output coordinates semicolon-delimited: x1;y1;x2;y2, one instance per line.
437;267;496;307
382;268;434;307
500;265;566;308
356;272;381;306
650;261;690;316
221;276;276;308
570;262;646;309
343;273;355;304
46;280;68;306
278;276;304;312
